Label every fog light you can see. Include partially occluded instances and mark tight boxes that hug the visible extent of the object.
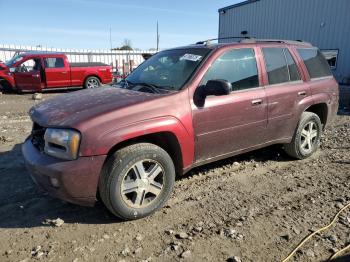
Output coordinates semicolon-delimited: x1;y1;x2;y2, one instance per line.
50;177;60;188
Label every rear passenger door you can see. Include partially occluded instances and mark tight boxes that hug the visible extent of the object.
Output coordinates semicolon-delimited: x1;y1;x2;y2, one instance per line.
192;48;267;162
44;57;70;88
262;47;311;141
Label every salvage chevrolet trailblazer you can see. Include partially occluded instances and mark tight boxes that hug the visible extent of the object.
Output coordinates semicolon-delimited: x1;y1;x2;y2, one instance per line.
22;39;339;220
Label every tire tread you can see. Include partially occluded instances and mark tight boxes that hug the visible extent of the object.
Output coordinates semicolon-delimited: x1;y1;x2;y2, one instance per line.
99;143;174;220
284;112;322;159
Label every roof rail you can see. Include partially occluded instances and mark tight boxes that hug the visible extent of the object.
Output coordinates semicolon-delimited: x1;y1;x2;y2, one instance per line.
240;38;312;46
195;36;252;45
195;37;312;47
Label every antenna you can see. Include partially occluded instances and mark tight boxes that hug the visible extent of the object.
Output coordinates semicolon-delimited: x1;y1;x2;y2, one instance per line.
109;26;114;71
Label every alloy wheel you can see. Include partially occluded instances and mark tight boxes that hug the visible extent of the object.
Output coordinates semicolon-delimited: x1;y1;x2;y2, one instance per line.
300;121;318;153
87;78;99;88
121;160;164;208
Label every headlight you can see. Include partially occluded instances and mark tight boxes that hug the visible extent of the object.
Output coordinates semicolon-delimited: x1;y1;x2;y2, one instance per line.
44;128;81;160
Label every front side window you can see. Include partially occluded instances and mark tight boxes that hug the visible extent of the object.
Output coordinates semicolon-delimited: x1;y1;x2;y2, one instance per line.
125;48;211;91
202;48;259;91
44;58;65;68
17;58;41;72
297;48;332;79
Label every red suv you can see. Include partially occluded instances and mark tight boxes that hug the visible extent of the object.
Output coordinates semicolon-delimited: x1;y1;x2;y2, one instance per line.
22;39;339;220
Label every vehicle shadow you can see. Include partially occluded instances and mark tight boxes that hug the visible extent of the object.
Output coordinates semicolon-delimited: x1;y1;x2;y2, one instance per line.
182;144;292;180
338;109;350;116
323;254;350;262
0;143;123;229
333;160;350;165
0;86;83;96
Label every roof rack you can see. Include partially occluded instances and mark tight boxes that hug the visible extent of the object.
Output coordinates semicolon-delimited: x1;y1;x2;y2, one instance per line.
195;37;312;47
195;36;252;45
240;38;312;46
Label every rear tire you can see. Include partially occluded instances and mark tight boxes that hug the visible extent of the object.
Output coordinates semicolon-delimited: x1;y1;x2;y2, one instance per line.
284;112;322;159
99;143;175;220
84;76;101;89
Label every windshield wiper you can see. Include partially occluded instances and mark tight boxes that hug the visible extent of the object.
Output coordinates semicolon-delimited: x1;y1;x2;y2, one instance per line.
131;82;162;94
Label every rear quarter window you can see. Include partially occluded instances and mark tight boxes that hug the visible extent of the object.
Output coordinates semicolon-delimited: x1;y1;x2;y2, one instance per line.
44;57;65;68
297;49;332;79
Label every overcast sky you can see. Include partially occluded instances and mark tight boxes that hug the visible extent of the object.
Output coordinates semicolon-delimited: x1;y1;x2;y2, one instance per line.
0;0;240;50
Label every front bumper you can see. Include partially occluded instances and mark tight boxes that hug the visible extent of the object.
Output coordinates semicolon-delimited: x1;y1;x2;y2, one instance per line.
22;138;107;206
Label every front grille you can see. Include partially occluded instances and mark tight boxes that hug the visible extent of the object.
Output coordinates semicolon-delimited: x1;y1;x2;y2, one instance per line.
31;122;46;152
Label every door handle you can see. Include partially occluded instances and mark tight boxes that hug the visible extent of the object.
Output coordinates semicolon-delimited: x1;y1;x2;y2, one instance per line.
251;99;263;106
32;74;40;78
298;91;306;96
61;71;67;74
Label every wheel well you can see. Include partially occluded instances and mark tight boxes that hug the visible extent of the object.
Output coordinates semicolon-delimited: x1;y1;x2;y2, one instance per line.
0;78;13;92
84;75;102;85
105;132;184;177
305;103;328;128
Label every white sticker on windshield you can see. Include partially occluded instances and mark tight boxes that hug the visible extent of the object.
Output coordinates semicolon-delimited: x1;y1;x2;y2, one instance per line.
180;54;202;62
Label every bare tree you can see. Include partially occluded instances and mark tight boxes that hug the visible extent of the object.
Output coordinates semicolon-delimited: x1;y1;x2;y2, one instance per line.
112;38;133;51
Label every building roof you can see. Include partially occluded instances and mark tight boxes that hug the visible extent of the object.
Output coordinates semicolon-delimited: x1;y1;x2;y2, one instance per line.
218;0;260;13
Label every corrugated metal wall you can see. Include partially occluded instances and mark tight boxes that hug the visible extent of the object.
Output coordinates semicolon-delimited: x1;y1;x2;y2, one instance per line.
219;0;350;82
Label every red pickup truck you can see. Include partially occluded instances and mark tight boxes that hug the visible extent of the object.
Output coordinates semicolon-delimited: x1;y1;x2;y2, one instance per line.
0;52;113;92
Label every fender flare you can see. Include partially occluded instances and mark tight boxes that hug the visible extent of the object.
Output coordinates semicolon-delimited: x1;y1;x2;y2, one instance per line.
79;116;194;169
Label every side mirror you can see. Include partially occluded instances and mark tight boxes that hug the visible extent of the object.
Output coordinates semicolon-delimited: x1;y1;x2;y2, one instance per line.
193;79;232;107
9;67;16;73
203;79;232;97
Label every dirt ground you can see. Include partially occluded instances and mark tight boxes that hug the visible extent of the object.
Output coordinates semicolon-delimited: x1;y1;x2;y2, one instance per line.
0;91;349;262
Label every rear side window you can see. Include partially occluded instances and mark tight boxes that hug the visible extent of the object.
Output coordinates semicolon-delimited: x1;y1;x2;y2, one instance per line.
297;49;332;78
44;58;65;68
202;48;259;91
262;48;301;85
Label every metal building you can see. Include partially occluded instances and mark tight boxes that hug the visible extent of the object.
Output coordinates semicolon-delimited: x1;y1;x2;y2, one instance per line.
218;0;350;83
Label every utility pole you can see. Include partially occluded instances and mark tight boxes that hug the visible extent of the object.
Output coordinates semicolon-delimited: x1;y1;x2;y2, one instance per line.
109;26;113;50
109;26;114;72
156;21;160;51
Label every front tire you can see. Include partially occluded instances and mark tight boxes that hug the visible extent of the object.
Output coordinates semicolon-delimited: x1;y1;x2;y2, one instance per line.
99;143;175;220
284;112;322;159
84;76;101;89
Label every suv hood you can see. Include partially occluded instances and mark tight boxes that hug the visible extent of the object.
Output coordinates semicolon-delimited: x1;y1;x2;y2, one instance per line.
30;87;160;127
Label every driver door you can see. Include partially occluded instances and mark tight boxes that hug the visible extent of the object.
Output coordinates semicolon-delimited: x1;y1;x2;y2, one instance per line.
14;58;42;92
192;48;268;162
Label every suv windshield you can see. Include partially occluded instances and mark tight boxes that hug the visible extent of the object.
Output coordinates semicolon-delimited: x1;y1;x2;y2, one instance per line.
5;55;24;67
125;48;211;91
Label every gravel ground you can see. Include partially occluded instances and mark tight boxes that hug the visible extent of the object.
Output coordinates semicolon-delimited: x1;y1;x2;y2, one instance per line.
0;92;349;262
